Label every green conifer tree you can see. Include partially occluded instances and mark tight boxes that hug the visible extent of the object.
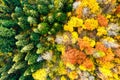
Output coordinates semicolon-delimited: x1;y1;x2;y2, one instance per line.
0;0;74;79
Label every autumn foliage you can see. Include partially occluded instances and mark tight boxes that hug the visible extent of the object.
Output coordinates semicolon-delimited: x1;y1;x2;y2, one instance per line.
97;14;108;27
62;47;86;65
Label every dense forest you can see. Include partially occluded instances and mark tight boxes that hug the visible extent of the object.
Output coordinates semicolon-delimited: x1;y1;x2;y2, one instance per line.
0;0;120;80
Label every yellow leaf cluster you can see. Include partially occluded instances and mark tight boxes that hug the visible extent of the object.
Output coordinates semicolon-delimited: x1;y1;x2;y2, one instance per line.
32;68;48;80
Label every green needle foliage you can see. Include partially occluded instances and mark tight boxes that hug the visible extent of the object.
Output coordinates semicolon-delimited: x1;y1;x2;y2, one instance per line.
0;0;74;80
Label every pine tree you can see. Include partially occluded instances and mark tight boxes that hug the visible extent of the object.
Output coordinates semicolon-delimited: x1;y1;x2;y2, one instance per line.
0;26;16;53
13;53;25;62
21;43;34;53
